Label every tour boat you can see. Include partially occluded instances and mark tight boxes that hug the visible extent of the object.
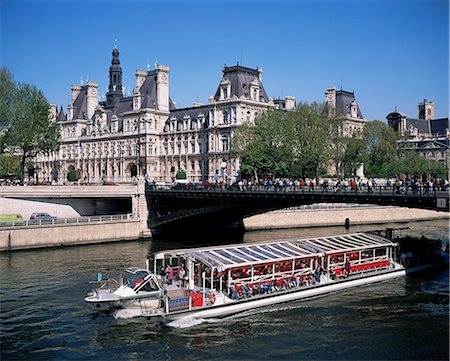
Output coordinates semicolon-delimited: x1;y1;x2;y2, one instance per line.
84;233;406;320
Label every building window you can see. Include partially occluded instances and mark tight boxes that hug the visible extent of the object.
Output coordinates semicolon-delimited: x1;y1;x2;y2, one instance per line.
223;110;229;124
222;136;229;152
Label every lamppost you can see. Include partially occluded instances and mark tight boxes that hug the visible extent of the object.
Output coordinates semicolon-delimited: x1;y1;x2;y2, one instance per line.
221;160;227;182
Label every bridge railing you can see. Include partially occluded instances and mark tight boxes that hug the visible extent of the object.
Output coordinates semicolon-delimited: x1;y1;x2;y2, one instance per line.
0;213;135;229
147;182;448;197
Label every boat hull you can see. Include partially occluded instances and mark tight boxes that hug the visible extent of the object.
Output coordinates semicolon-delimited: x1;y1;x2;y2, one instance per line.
164;268;406;321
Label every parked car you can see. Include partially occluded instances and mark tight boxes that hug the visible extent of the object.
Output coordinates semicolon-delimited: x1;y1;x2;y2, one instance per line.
30;212;57;221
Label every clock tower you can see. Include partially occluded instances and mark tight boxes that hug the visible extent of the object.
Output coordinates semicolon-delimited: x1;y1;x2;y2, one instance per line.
106;46;123;108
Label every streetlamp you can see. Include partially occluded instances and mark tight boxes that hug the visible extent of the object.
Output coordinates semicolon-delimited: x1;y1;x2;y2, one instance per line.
221;160;227;182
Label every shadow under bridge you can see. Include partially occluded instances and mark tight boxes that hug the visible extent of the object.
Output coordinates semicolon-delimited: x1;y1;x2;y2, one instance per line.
145;187;449;239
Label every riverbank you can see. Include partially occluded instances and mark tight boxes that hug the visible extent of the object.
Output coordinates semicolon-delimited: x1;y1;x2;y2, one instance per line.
244;206;449;230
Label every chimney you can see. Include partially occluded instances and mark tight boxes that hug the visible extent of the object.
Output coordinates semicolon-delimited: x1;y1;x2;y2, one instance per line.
85;81;99;120
156;64;170;112
135;69;147;90
284;96;296;111
71;85;82;103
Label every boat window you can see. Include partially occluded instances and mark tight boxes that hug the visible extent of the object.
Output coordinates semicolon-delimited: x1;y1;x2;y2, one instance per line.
237;248;268;261
215;249;245;264
125;270;149;289
259;244;287;258
205;250;233;265
191;252;219;267
283;242;310;255
232;248;259;262
375;248;387;257
250;246;276;259
138;278;159;292
270;244;298;257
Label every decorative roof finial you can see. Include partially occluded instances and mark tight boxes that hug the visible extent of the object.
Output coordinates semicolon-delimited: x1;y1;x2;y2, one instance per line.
114;38;118;49
394;106;397;112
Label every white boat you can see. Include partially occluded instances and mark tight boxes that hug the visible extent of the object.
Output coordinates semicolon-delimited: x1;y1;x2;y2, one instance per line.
84;233;406;320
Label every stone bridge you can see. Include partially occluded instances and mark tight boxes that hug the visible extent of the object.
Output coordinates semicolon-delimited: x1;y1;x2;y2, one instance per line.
146;187;449;238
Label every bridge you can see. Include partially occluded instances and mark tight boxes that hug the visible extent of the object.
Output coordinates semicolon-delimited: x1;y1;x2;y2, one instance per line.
145;186;449;238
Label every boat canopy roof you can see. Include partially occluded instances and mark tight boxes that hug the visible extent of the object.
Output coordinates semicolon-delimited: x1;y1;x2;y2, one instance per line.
153;233;397;271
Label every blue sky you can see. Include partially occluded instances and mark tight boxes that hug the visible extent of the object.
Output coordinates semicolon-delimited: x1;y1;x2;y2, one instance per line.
1;0;448;120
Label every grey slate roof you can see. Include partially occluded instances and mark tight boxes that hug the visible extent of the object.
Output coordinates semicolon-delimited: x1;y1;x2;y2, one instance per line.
169;105;209;121
57;106;66;122
430;118;449;135
73;88;88;120
406;118;431;134
213;65;269;102
406;117;449;136
335;90;363;119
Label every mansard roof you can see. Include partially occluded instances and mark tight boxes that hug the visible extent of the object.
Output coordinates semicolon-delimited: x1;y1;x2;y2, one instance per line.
169;105;209;121
335;89;364;119
213;64;269;102
73;87;88;120
430;118;449;135
56;106;66;122
405;117;449;136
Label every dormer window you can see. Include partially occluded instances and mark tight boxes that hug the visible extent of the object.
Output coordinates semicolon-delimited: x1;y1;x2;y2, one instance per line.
350;100;358;118
220;79;231;100
250;80;260;101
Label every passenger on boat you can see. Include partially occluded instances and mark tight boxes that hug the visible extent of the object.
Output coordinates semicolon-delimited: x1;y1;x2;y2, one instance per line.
344;259;351;278
165;265;174;285
178;266;187;288
314;264;323;283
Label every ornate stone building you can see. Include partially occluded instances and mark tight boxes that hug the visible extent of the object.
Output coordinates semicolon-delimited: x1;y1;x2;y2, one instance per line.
387;99;449;165
38;47;291;183
324;87;367;175
325;87;366;136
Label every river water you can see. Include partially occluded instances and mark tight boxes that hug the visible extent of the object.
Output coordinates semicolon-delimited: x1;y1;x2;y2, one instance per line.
1;219;448;360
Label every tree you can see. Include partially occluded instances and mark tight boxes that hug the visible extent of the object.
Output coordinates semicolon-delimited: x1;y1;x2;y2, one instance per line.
1;81;61;179
0;67;17;128
231;110;295;179
342;136;367;177
291;102;331;180
0;154;21;178
362;120;398;177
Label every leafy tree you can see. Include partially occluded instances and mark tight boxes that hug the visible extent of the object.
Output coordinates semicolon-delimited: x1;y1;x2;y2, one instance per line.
342;136;367;177
0;67;17;128
0;154;21;177
291;102;331;180
362;120;398;177
392;151;448;179
1;81;61;179
232;110;295;179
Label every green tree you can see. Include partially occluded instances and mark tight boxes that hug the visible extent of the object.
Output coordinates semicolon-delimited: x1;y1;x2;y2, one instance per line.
0;68;17;128
362;120;398;177
1;82;61;179
0;154;21;177
291;102;331;180
342;136;367;177
231;110;295;179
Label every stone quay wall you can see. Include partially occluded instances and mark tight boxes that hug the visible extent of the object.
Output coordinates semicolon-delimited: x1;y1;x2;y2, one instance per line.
0;219;141;251
244;206;448;230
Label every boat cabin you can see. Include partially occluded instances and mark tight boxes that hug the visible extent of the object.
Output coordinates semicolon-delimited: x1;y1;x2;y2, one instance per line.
151;233;399;313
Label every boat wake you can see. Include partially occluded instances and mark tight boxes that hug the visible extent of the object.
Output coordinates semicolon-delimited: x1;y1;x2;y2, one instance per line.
113;308;145;319
167;316;221;329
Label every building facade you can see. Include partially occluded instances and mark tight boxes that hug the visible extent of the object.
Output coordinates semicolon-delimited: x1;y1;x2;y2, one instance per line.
387;99;449;165
38;48;298;184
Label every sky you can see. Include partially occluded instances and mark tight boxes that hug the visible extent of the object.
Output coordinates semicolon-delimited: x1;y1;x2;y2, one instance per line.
1;0;448;121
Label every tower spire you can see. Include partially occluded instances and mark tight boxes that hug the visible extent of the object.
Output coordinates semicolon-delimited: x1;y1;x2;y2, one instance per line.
106;46;123;107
